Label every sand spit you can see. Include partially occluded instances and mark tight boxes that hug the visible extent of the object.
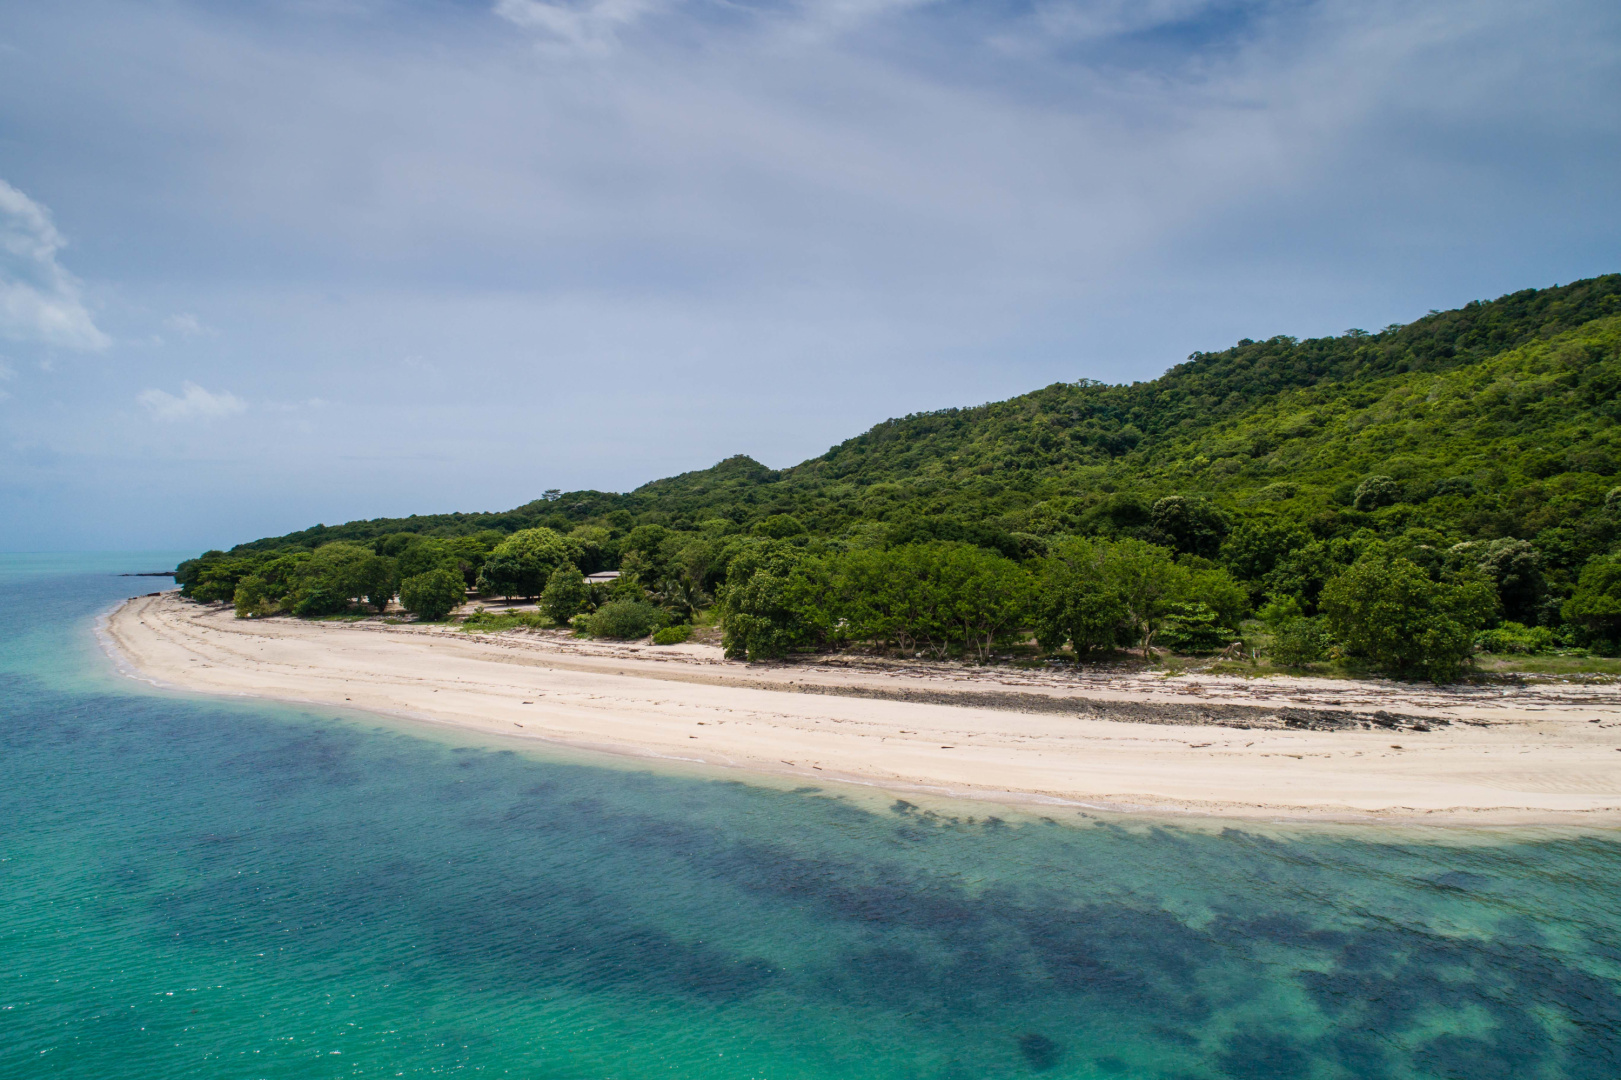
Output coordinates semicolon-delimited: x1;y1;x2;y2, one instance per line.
102;592;1621;826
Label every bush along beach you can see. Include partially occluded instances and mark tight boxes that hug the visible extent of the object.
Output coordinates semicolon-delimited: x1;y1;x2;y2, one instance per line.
171;275;1621;680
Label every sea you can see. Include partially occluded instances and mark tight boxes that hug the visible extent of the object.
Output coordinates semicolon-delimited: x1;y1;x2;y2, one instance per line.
3;553;1620;1079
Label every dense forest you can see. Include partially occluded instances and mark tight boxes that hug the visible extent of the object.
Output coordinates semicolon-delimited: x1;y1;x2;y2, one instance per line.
176;274;1621;680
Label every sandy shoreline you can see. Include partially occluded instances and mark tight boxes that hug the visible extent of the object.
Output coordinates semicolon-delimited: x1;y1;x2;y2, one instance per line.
100;592;1621;826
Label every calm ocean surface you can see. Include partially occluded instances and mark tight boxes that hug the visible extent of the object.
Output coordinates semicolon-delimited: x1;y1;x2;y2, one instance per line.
4;554;1621;1079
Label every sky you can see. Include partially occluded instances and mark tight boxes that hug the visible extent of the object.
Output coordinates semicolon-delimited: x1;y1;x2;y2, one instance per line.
0;0;1618;551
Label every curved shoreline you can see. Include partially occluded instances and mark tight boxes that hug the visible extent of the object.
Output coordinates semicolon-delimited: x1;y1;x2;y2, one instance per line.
100;592;1621;827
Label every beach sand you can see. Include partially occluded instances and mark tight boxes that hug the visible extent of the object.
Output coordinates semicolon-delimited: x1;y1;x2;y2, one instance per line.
103;592;1621;825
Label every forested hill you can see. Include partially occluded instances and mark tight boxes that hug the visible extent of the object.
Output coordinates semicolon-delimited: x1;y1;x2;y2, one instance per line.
786;274;1621;489
228;273;1621;551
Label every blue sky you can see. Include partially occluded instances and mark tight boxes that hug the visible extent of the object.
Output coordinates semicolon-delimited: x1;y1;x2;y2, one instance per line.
1;0;1618;550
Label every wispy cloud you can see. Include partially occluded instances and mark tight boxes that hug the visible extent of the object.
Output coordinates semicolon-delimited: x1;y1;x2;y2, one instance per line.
0;179;109;351
164;312;210;337
136;381;247;421
493;0;665;52
0;357;14;402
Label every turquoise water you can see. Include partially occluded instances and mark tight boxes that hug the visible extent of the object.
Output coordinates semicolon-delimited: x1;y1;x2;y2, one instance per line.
4;556;1621;1079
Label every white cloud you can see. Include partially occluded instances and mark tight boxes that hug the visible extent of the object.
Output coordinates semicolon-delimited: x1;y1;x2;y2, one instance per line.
0;357;13;401
164;313;209;336
136;381;247;421
493;0;664;52
0;179;110;351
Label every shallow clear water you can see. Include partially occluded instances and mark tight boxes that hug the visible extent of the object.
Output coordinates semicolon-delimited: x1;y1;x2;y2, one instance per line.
4;555;1621;1079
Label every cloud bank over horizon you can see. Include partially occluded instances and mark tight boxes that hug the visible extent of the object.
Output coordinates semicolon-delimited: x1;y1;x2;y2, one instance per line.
0;0;1617;549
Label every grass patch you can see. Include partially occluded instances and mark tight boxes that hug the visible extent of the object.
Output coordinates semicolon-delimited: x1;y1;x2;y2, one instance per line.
1472;653;1621;679
461;611;549;632
1199;659;1267;677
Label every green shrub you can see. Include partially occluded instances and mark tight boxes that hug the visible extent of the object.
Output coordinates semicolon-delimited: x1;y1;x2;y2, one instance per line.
718;542;830;660
232;575;277;618
1563;555;1621;644
1270;617;1330;666
542;564;591;624
1034;538;1128;657
400;569;466;621
291;584;350;617
1320;554;1497;681
586;599;664;640
651;624;692;645
1257;594;1304;631
1156;602;1233;654
461;610;545;632
1475;621;1559;654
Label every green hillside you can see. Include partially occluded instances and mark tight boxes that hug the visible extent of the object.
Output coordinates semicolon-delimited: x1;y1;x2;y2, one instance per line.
182;274;1621;677
770;273;1621;489
232;274;1621;546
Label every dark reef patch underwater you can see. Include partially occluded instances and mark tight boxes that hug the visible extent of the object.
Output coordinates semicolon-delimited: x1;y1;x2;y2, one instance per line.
5;555;1621;1079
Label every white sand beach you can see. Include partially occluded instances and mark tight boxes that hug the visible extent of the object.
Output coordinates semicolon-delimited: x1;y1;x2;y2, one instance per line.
103;592;1621;825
